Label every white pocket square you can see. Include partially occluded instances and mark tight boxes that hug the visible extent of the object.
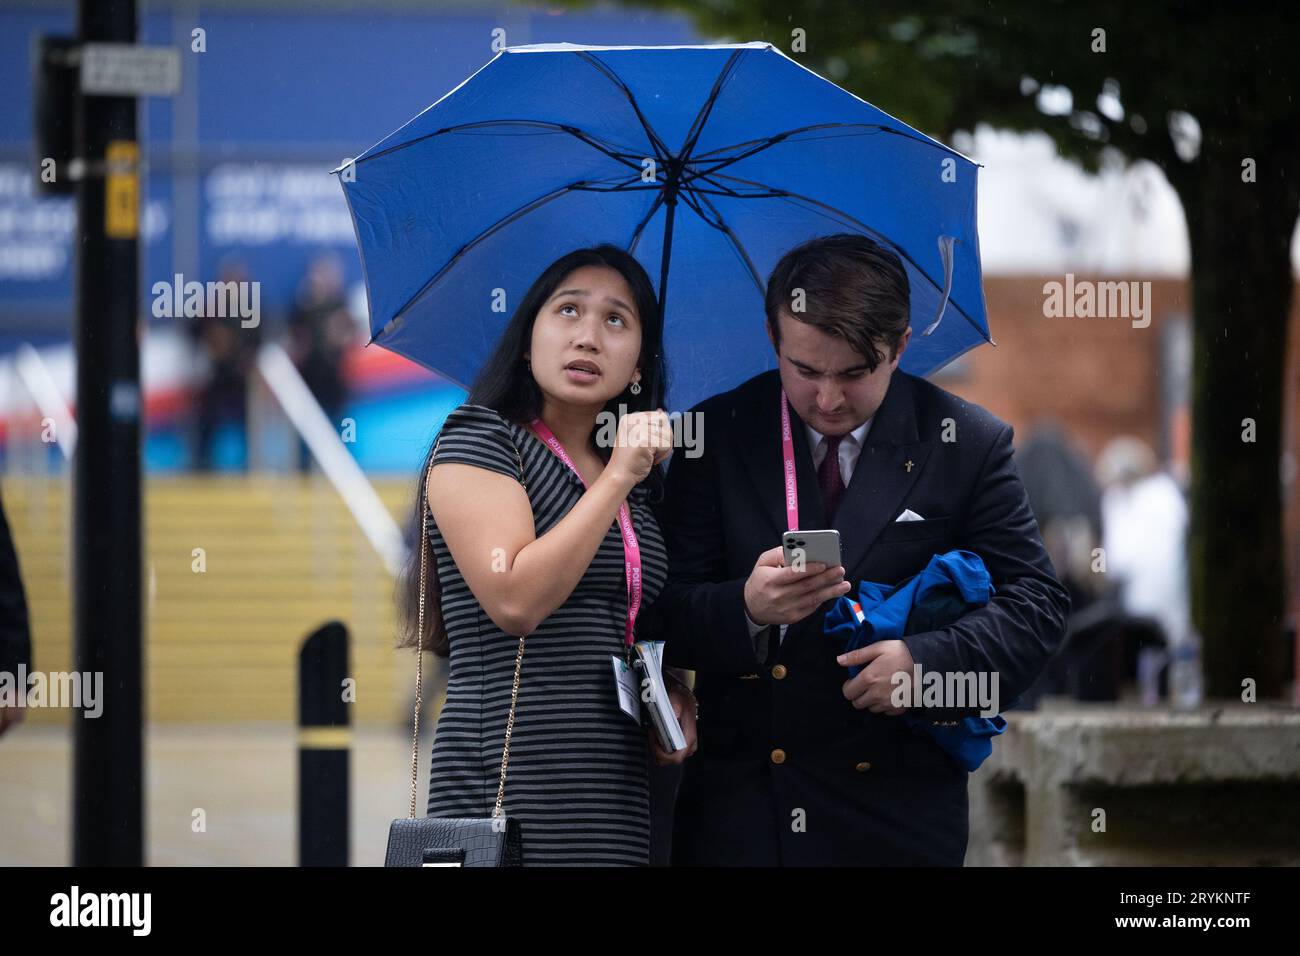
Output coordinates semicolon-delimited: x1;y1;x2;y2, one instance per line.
895;509;925;522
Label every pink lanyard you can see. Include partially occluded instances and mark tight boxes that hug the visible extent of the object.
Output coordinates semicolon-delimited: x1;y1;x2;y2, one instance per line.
529;418;642;648
780;390;800;532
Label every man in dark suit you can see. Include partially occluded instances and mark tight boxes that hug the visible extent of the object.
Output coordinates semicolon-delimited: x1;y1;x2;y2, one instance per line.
647;233;1070;865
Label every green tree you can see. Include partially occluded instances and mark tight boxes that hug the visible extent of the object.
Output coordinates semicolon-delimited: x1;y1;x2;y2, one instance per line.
557;0;1297;698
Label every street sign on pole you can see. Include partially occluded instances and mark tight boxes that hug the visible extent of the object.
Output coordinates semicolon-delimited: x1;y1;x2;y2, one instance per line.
80;42;179;96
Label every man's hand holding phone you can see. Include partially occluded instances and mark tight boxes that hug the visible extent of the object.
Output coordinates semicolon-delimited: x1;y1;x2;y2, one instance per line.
742;545;850;626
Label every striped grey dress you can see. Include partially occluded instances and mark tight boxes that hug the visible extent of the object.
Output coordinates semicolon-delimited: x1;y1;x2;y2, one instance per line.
424;403;668;865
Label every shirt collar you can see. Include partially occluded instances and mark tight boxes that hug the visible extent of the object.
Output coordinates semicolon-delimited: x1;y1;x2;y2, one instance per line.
805;415;873;454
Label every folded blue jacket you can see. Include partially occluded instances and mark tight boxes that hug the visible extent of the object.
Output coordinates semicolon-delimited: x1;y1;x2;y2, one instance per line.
823;549;1011;772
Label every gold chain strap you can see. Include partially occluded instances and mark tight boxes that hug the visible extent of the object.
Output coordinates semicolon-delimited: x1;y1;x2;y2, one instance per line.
408;432;528;820
494;632;525;818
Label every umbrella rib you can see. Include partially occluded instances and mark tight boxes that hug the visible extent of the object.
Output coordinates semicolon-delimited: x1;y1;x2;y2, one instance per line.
677;49;747;163
353;119;647;174
692;122;898;159
674;185;766;298
680;174;771;199
575;51;673;164
684;123;925;184
692;121;951;163
696;171;991;344
626;191;667;257
646;49;750;333
570;182;662;193
688;168;799;202
382;174;641;333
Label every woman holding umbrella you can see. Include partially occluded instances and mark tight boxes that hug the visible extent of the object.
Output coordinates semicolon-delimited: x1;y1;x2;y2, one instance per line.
397;244;688;865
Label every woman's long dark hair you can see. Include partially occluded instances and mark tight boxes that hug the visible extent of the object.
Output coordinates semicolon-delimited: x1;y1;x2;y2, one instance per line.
396;244;670;654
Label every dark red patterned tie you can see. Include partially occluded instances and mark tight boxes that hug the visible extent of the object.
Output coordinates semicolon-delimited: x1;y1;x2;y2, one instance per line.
818;434;845;521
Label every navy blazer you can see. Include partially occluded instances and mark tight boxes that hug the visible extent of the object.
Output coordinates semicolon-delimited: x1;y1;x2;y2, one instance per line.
642;367;1070;865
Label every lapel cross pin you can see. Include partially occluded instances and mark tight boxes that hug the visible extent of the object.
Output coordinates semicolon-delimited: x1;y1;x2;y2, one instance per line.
904;459;915;473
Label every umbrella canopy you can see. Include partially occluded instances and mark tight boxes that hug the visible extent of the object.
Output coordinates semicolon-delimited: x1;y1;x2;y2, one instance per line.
336;41;992;411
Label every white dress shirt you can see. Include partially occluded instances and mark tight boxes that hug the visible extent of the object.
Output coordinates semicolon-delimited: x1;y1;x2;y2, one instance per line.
744;414;875;651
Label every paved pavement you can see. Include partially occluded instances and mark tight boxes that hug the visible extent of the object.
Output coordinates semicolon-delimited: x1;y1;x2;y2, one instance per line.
0;722;421;866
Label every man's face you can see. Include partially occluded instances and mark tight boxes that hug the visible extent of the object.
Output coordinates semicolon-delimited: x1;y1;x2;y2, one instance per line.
770;309;910;436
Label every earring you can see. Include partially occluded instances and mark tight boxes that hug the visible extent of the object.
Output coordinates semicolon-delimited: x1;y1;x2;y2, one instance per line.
629;380;642;396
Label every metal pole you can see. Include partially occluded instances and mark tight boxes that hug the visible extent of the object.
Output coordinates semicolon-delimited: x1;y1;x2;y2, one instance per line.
72;0;142;866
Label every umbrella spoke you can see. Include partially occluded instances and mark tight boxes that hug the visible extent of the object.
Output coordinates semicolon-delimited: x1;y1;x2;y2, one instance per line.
570;182;661;192
675;185;766;298
677;49;747;163
648;47;750;318
383;172;647;335
688;172;989;343
627;191;667;256
576;52;674;164
684;123;950;186
684;174;783;199
356;119;649;174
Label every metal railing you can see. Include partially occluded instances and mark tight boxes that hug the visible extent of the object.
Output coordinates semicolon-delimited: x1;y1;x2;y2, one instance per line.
1;343;77;465
0;338;409;578
254;342;408;577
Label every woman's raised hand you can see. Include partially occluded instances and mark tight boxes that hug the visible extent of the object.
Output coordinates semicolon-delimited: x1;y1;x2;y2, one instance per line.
607;409;674;488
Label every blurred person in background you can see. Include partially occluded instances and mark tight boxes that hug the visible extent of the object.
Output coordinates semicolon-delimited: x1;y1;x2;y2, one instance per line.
0;483;32;738
1096;435;1191;653
1016;419;1110;704
1022;433;1192;705
288;252;357;472
189;256;261;471
1019;419;1105;611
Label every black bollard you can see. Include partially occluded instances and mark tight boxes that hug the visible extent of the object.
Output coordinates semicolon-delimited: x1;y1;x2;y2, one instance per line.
298;620;350;866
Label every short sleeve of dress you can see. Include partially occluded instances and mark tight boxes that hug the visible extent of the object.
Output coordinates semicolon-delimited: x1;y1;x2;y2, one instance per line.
430;404;522;484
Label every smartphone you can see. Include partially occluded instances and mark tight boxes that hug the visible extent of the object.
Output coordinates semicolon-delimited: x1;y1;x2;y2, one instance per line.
782;529;842;572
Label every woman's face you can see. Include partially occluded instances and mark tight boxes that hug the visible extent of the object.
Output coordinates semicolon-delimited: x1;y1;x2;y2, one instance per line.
526;264;643;408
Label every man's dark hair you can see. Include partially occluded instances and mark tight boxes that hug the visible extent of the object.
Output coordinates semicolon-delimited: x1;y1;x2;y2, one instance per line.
764;233;911;372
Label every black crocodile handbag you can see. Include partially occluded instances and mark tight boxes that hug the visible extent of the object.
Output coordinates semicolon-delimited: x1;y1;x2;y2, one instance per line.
384;438;526;867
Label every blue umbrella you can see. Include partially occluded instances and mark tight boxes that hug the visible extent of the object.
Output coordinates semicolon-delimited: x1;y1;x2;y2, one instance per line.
335;41;992;411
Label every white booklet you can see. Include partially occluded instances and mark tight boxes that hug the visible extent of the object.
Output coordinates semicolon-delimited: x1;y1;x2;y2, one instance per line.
632;641;687;753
